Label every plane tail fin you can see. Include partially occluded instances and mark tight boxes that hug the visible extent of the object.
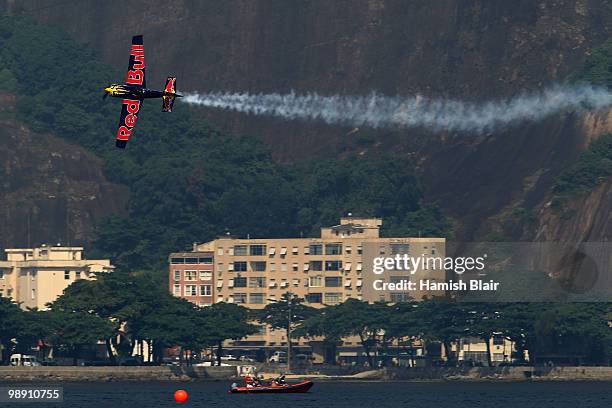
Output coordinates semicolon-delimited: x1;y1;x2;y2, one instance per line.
162;76;177;112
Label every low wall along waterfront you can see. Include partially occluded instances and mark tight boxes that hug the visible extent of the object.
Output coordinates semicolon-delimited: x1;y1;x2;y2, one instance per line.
0;366;238;382
1;366;611;382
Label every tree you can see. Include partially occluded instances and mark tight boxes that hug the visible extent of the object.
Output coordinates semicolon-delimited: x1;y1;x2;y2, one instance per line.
199;302;258;366
45;310;116;365
413;299;471;364
530;303;611;365
13;309;54;359
258;292;316;371
0;297;24;364
131;296;205;364
293;308;340;364
382;302;421;366
51;272;180;363
298;299;390;367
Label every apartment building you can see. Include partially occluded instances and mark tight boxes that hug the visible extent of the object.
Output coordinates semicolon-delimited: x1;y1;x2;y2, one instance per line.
0;245;113;310
168;251;214;307
170;217;446;356
195;217;445;307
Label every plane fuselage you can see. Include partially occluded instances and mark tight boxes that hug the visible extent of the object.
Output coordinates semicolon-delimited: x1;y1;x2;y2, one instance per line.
104;83;182;99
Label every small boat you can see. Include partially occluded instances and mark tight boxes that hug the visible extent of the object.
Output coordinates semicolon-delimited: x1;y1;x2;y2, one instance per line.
229;380;314;394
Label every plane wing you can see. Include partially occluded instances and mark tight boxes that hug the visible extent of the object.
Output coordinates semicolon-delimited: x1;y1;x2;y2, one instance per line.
115;99;143;148
116;35;145;148
125;35;145;88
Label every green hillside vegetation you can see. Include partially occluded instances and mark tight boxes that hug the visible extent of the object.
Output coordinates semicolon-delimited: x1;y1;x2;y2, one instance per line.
0;16;451;280
553;133;612;197
577;37;612;88
552;38;612;207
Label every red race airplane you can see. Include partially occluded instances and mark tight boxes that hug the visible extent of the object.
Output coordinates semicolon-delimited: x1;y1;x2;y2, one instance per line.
103;35;182;148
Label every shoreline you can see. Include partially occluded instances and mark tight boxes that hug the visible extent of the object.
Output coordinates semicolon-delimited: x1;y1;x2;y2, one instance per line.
1;366;611;382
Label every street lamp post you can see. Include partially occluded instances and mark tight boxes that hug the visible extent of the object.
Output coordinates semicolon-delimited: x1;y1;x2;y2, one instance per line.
267;291;295;374
287;297;292;374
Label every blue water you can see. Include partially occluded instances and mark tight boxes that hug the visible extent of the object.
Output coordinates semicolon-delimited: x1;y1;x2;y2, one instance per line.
5;381;612;408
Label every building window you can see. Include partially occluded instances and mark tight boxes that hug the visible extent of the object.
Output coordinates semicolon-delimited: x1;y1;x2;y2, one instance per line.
173;284;181;296
76;271;82;280
234;261;247;272
324;292;342;305
31;288;36;300
249;277;266;288
185;285;197;296
234;277;247;287
390;293;411;303
309;261;323;271
325;244;342;255
234;245;247;256
270;263;276;272
281;263;287;272
218;263;224;272
249;245;266;256
199;270;212;280
292;247;299;255
345;246;352;254
292;263;299;272
185;257;198;264
493;335;505;346
325;260;342;271
173;270;181;281
309;244;323;255
251;261;266;272
199;257;213;264
391;243;410;255
309;276;323;287
200;285;212;296
250;293;265;304
306;293;322;303
217;248;224;256
325;277;342;287
64;270;70;280
185;270;197;281
357;246;363;255
233;293;247;304
170;257;184;264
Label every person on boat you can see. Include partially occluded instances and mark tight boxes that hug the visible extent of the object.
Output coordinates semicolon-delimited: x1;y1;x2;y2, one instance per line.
270;374;286;387
252;375;263;387
244;375;255;388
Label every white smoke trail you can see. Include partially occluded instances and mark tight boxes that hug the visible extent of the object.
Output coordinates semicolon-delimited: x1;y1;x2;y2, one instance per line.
183;85;612;133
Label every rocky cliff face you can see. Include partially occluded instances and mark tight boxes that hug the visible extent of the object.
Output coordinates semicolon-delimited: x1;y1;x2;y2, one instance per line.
0;92;128;250
1;0;610;242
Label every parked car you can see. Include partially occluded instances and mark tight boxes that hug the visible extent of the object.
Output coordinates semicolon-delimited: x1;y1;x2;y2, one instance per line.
10;354;41;367
220;354;238;361
268;351;288;363
239;355;255;363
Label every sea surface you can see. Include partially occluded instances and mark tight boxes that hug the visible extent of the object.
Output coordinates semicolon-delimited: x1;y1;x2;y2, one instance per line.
4;380;612;408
